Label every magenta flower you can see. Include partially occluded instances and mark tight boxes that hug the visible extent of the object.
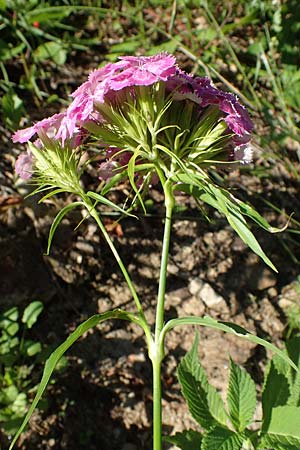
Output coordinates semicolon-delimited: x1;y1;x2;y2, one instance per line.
13;52;254;183
15;150;34;179
167;71;253;138
12;113;65;144
55;53;177;143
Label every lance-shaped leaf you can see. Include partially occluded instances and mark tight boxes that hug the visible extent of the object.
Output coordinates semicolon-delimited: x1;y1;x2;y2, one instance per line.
87;191;136;218
178;333;228;429
9;309;142;450
46;201;83;254
162;316;298;372
227;358;256;432
174;174;277;272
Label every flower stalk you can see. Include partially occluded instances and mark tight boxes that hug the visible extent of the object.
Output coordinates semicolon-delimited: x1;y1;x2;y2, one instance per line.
82;195;152;347
150;179;175;450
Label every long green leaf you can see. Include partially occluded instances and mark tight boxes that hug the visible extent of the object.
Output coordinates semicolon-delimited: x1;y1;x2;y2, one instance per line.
175;174;277;271
236;197;288;233
86;191;136;217
201;182;277;271
202;426;245;450
46;201;83;255
9;309;141;450
227;358;256;432
226;212;277;272
162;316;298;372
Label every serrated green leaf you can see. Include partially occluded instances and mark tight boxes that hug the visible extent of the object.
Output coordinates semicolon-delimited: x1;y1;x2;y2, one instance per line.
262;358;291;429
22;301;43;329
227;358;256;432
202;426;245;450
9;308;141;450
164;429;202;450
178;333;227;429
286;337;300;407
261;406;300;448
46;201;83;255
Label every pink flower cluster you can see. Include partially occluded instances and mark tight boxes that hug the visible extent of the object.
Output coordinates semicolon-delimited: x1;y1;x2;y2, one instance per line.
13;53;253;179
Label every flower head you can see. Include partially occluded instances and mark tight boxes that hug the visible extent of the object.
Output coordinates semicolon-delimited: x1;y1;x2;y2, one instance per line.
13;53;254;186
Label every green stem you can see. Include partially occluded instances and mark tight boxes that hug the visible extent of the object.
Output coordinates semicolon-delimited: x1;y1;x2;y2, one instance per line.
151;180;175;450
155;181;174;342
152;356;162;450
82;197;151;342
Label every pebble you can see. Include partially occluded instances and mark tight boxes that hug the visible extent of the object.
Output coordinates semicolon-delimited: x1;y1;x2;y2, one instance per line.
188;278;228;312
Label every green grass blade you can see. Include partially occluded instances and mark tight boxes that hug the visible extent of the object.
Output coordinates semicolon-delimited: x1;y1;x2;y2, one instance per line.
162;316;298;372
46;201;83;255
86;191;136;218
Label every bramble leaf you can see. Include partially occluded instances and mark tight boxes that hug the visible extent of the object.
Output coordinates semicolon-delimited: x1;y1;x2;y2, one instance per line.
227;358;256;432
262;357;291;429
202;426;245;450
260;406;300;448
164;429;202;450
178;333;227;429
285;337;300;407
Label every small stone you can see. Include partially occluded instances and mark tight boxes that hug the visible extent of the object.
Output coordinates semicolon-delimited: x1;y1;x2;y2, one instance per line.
199;282;228;312
278;280;300;310
188;277;203;296
256;268;277;290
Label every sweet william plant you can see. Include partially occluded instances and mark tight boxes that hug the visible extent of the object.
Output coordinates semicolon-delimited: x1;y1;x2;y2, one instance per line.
11;53;299;450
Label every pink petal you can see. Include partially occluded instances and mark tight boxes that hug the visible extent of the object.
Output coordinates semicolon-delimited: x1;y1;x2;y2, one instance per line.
15;151;34;179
